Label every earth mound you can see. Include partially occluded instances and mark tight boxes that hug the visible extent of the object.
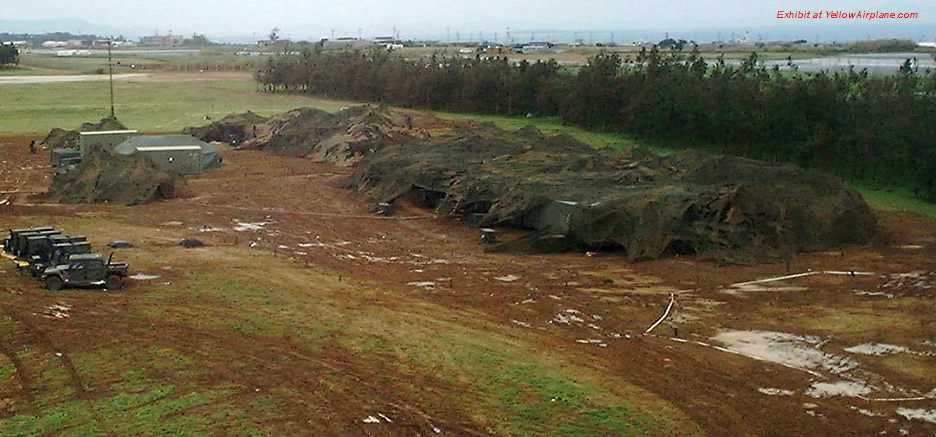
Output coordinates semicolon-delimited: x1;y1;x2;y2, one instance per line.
348;123;877;262
39;117;128;149
187;105;408;166
47;147;188;205
182;111;268;145
196;107;877;262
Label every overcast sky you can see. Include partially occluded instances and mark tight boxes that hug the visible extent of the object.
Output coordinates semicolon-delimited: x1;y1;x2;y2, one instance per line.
9;0;935;39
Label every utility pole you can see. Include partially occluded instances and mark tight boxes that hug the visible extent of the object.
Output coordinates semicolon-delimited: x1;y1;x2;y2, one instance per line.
107;38;115;119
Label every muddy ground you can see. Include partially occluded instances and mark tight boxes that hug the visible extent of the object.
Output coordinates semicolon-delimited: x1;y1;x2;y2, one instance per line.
0;132;934;436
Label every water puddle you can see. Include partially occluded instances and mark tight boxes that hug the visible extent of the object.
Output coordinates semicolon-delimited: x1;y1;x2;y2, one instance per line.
711;330;857;374
233;220;274;232
806;381;873;398
406;281;435;290
129;273;161;280
758;387;794;396
845;343;909;356
895;408;936;424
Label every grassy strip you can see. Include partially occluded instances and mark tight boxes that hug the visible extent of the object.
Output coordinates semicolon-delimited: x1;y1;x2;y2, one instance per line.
856;186;936;218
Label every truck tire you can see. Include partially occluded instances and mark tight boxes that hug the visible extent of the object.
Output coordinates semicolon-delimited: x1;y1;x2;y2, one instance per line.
45;276;63;291
105;275;123;290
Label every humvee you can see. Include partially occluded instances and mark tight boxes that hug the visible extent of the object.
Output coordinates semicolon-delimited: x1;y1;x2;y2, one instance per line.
41;253;129;290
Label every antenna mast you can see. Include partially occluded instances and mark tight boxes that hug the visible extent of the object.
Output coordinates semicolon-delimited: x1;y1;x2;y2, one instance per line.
107;38;115;118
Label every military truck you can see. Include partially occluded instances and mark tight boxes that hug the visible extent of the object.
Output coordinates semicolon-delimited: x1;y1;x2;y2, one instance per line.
15;230;63;258
22;234;85;263
5;227;57;255
41;253;129;290
29;240;92;277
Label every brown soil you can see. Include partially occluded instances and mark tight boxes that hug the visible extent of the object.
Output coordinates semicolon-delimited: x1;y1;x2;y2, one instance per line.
0;135;934;435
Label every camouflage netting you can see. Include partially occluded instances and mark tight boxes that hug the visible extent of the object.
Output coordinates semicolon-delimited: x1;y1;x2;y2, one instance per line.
39;117;128;149
191;106;876;262
47;147;187;205
186;105;412;166
348;123;877;262
182;111;268;145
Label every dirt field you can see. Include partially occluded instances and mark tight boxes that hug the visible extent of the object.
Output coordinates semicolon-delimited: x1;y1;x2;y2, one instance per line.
1;129;935;435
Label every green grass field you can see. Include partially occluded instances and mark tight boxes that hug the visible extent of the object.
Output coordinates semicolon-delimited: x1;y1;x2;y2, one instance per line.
1;73;934;218
0;78;350;134
17;52;260;75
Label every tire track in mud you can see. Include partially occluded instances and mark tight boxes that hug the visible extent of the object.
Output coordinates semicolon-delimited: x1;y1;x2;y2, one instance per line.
3;307;114;437
0;336;36;409
152;318;485;435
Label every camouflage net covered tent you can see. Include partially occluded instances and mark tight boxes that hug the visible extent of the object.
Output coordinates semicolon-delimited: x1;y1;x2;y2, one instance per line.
348;123;877;262
39;117;128;150
189;106;877;262
46;147;187;205
187;105;410;166
182;111;268;145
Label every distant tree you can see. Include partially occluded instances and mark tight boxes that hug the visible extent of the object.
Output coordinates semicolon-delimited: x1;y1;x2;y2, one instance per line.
254;46;936;198
0;44;19;66
188;33;210;46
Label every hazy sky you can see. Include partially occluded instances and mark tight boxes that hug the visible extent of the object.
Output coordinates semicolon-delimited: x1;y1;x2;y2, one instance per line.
10;0;935;39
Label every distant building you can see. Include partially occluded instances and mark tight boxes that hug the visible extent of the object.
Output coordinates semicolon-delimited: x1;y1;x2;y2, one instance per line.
521;42;554;53
321;37;374;50
256;39;291;48
113;135;222;175
41;41;68;48
372;36;403;50
919;42;936;48
141;34;185;47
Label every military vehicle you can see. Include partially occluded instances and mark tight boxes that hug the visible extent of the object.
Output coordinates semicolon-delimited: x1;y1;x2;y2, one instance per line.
22;234;85;263
14;230;62;257
41;253;129;290
4;227;57;255
29;241;92;277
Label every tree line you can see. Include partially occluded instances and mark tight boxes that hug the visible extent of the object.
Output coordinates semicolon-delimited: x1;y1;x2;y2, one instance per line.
0;44;19;66
255;47;936;200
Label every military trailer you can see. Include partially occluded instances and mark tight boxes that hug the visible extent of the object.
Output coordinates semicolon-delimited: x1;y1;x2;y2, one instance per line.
13;230;62;257
41;253;128;290
24;234;87;263
5;227;56;253
79;130;140;156
29;241;92;277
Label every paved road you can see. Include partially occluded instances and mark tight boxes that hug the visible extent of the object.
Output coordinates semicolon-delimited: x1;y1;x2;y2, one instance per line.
0;73;149;85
